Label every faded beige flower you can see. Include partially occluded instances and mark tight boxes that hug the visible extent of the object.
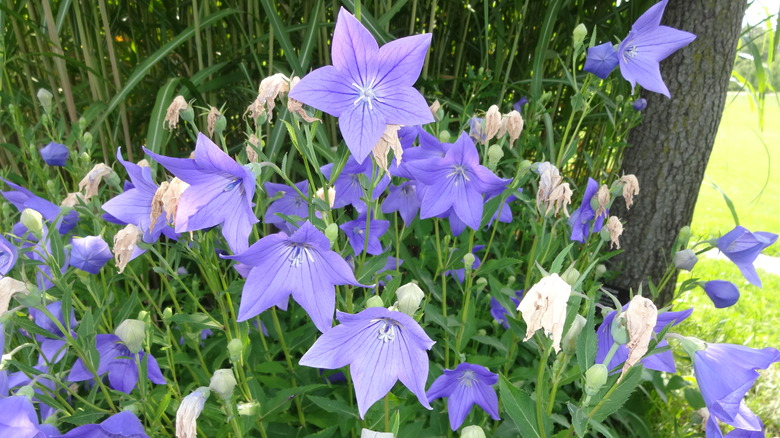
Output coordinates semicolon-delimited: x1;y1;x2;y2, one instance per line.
516;273;572;353
619;174;640;209
0;277;29;315
287;76;320;123
500;110;524;147
161;178;190;224
246;135;261;163
316;186;336;208
549;182;572;217
595;184;611;218
176;387;210;438
61;192;86;208
165;95;190;130
429;100;442;120
78;163;113;200
207;106;221;138
606;216;623;249
113;224;142;274
150;181;170;231
246;73;291;123
621;295;658;379
483;105;501;142
372;124;402;173
137;159;150;168
536;162;571;216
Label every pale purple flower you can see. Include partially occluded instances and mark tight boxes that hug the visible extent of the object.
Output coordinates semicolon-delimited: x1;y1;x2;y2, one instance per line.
68;334;165;394
53;411;148;438
264;180;309;233
692;342;780;434
7;365;58;421
340;213;390;256
381;182;420;226
321;157;389;210
29;300;77;365
143;133;258;253
0;395;59;437
0;234;18;277
702;280;740;309
299;307;435;418
392;128;450;179
288;8;434;163
716;226;777;288
2;178;79;236
490;290;523;329
427;363;501;430
596;306;692;373
617;0;696;97
225;221;364;332
513;97;529;114
568;178;606;243
70;236;112;274
40;142;68;166
584;42;619;79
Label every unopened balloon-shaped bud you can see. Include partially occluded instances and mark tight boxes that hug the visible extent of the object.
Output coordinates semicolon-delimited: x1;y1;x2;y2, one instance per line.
209;369;237;400
461;425;486;438
610;312;629;345
237;400;260;417
395;282;425;316
463;253;476;272
573;23;587;49
21;209;44;237
561;267;580;286
365;295;384;308
228;338;244;363
562;314;587;354
584;364;608;396
115;319;146;354
674;249;698;271
37;88;53;114
324;223;339;248
487;144;504;170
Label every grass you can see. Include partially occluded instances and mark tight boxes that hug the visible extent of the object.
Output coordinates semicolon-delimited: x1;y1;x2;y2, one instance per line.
665;92;780;436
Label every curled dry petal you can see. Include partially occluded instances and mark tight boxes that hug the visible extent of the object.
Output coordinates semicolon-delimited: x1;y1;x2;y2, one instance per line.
620;174;640;209
621;295;657;379
150;181;169;231
61;192;85;208
114;224;142;274
316;186;336;208
483;105;501;143
246;135;261;163
0;277;29;315
595;184;611;218
372;124;402;173
516;273;572;353
287;77;320;123
161;178;190;224
503;110;524;147
165;95;189;130
78;163;113;200
606;216;623;249
429;100;441;120
246;73;291;123
207;106;221;138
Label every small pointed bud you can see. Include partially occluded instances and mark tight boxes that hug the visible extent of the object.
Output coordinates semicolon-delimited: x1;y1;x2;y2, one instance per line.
365;295;384;308
21;208;44;236
438;130;451;143
37;88;54;114
179;106;195;124
562;314;587;354
603;216;623;249
209;369;237;400
137;310;149;323
619;174;640;209
115;319;146;354
621;295;657;378
674;249;698;271
573;23;587;49
429;99;442;120
484;105;501;142
237;400;260;417
0;277;30;315
461;425;486;438
162;178;190;224
560;267;580;286
78;163;114;200
324;223;339;248
584;364;608;396
165;96;190;130
176;387;210;438
113;224;142;274
395;282;425;316
163;307;173;320
79;151;91;165
228;338;244;363
487;144;504;170
517;273;572;353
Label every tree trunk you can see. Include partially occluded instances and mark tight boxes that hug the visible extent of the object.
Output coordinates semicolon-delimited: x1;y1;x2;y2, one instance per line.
608;0;747;306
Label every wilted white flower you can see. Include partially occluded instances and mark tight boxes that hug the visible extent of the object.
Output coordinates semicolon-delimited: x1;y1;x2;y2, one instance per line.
161;178;190;224
429;100;442;120
246;73;291;122
315;186;336;208
605;216;623;249
113;224;142;274
61;192;86;208
483;105;501;142
619;174;640;209
595;184;611;218
246;135;261;163
621;295;657;378
165;95;191;130
0;277;29;316
516;273;572;353
287;76;320;123
78;163;113;200
372;124;402;173
536;162;571;216
499;110;524;147
176;387;210;438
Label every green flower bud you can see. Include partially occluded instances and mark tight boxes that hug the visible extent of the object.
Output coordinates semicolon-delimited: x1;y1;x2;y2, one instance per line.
438;130;451;143
595;264;607;279
487;144;504;170
674;226;692;252
562;314;587;354
214;114;227;137
573;23;587;49
162;307;173;320
115;319;146;354
610;313;629;345
237;400;261;417
79;152;91;165
674;249;698;271
228;338;244;363
584;364;608;396
209;369;237;400
365;295;384;308
16;386;36;400
82;132;93;153
37;89;53;114
463;253;476;272
395;282;425;316
20;209;44;237
561;267;580;286
180;106;195;124
46;180;57;195
137;310;149;323
461;425;486;438
78;117;87;132
324;223;339;248
123;402;143;416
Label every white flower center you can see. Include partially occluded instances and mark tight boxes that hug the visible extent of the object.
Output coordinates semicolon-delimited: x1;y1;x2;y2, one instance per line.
288;243;315;268
458;370;477;387
352;80;381;110
448;165;470;185
375;319;398;343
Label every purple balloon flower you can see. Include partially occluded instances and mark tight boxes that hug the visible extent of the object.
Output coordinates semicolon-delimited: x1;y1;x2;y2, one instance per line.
0;395;59;437
427;363;501;431
143;133;258;253
568;178;607;243
617;0;696;97
299;307;435;418
264;180;310;234
340;213;390;256
596;306;692;373
68;334;166;394
716;226;777;288
381;182;421;226
53;410;148;438
1;178;79;236
0;234;18;277
288;8;434;164
70;236;112;274
490;290;523;329
40;142;69;166
225;221;364;332
102;148;177;246
405;132;509;230
632;98;648;111
692;342;780;434
392;128;450;179
321;157;390;210
513;96;529;114
583;42;619;79
702;280;740;308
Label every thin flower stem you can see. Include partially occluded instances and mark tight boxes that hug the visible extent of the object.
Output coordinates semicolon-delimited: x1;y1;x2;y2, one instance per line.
601;342;620;367
455;230;476;353
270;307;307;428
384;393;390;432
434;219;450;369
536;340;552;438
546;352;571;415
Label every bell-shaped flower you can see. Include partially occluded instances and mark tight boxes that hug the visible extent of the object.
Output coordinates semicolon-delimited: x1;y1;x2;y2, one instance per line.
54;410;148;438
289;8;434;164
340;212;390;256
2;178;78;236
426;363;501;430
0;395;59;437
616;0;696;97
70;236;112;274
691;342;780;433
596;306;691;373
68;334;165;394
716;226;777;288
583;42;619;79
702;280;740;309
264;180;310;234
225;221;365;332
568;178;607;243
381;182;420;226
143;133;258;253
321;158;389;210
299;307;435;418
40;142;69;166
0;234;18;277
406;132;510;230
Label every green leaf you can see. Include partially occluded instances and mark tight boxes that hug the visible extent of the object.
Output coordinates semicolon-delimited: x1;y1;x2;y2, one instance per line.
589;366;644;422
167;313;222;331
59;411;106;426
472;335;508;353
498;375;541;438
576;302;597;373
307;395;359;419
550;243;573;274
259;0;302;75
477;258;522;276
567;403;588;438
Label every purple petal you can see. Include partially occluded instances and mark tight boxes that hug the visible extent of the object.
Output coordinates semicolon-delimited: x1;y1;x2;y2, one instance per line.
331;8;379;82
339;101;386;164
704;280;740;308
107;357;139;393
288;65;356;117
374;34;431;88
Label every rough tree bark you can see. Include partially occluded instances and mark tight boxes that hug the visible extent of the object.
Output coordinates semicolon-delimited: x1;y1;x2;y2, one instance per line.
608;0;748;306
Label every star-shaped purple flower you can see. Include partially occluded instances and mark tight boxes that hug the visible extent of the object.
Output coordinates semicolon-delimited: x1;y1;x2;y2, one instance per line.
617;0;696;97
0;395;59;437
54;411;148;438
381;181;420;226
68;334;166;394
596;306;692;373
0;234;18;277
340;213;390;256
264;180;310;234
426;362;501;431
583;42;619;79
405;132;509;230
299;307;435;418
716;226;777;288
321;157;389;210
289;8;434;163
144;133;258;253
225;221;364;332
70;236;113;274
568;178;606;243
1;178;79;236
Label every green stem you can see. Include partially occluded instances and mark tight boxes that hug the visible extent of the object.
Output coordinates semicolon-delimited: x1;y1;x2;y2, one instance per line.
270;308;307;428
536;341;552;438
